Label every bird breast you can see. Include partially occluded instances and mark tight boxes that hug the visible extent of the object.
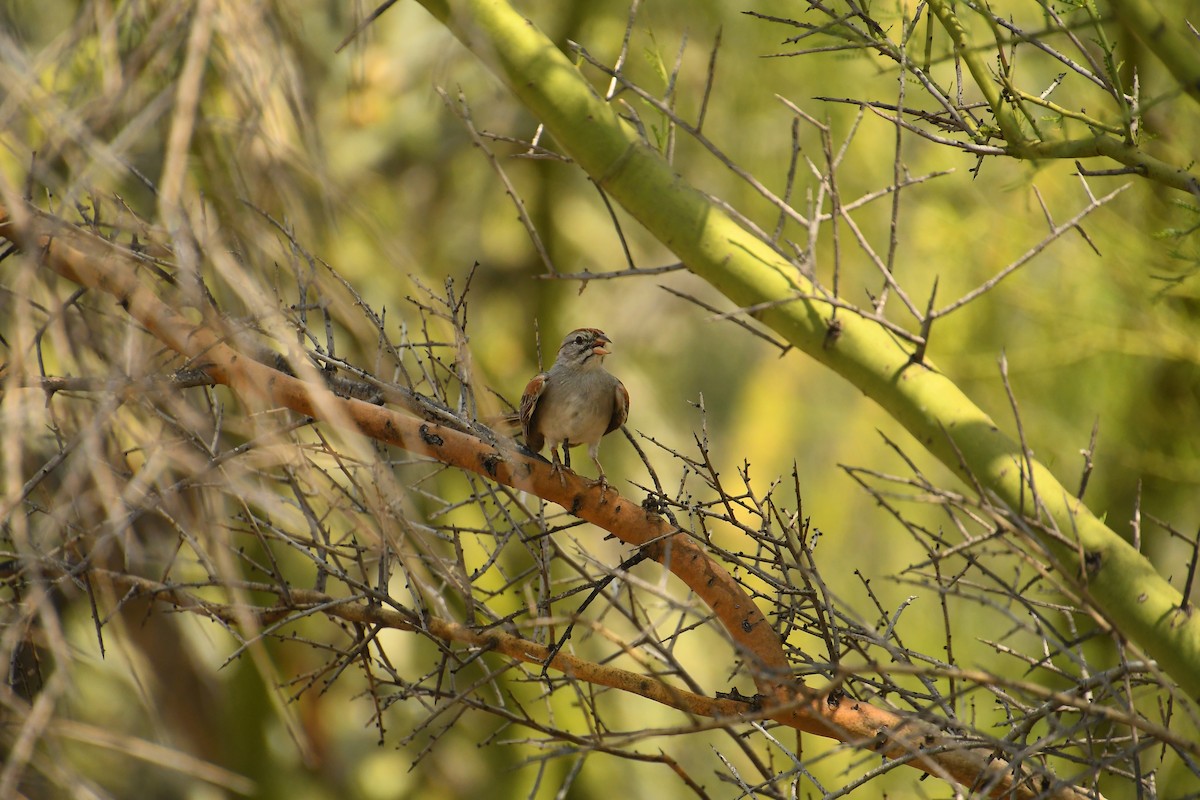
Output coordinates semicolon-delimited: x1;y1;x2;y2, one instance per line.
536;369;615;447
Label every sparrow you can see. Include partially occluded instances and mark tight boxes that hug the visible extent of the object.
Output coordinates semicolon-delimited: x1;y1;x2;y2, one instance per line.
520;328;629;485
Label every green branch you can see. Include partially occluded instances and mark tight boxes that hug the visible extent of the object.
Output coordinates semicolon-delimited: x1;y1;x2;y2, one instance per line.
925;0;1200;196
926;0;1024;144
415;0;1200;697
1021;134;1200;193
1109;0;1200;108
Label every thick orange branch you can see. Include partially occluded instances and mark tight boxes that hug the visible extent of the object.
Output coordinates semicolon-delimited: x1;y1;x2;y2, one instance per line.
0;203;791;697
0;203;1094;798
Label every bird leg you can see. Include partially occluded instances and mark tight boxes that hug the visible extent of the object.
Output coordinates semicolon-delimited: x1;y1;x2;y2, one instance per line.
587;444;610;494
550;445;568;486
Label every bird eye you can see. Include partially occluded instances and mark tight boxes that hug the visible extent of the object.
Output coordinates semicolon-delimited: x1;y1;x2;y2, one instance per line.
574;335;584;345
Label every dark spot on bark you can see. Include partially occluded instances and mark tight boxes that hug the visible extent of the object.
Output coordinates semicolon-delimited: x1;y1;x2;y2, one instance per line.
1084;549;1102;576
419;424;443;447
826;688;843;709
481;453;500;477
644;540;665;562
569;495;583;515
823;317;842;348
741;617;754;633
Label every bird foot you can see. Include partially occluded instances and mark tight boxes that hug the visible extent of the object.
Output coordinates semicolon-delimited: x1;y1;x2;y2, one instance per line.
586;474;612;501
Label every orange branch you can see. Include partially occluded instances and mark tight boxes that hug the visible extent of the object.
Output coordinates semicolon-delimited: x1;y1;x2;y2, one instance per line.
0;203;1096;799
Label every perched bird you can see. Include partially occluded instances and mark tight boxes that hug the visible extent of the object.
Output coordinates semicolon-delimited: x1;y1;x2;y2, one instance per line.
520;327;629;485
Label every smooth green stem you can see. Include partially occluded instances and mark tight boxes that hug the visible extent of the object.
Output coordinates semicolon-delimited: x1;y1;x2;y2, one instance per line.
1109;0;1200;108
927;0;1025;145
1021;135;1200;194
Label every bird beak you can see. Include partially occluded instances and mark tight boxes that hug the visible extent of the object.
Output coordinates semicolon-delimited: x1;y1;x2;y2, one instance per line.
592;336;611;356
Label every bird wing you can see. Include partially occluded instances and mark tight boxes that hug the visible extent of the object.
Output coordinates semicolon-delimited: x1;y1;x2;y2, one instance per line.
606;379;630;435
519;371;549;451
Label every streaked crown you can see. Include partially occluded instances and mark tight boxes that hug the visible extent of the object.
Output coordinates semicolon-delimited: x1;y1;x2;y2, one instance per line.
555;327;611;367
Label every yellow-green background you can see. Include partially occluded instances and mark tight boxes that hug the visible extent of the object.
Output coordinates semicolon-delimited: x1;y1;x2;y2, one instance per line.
2;0;1198;797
